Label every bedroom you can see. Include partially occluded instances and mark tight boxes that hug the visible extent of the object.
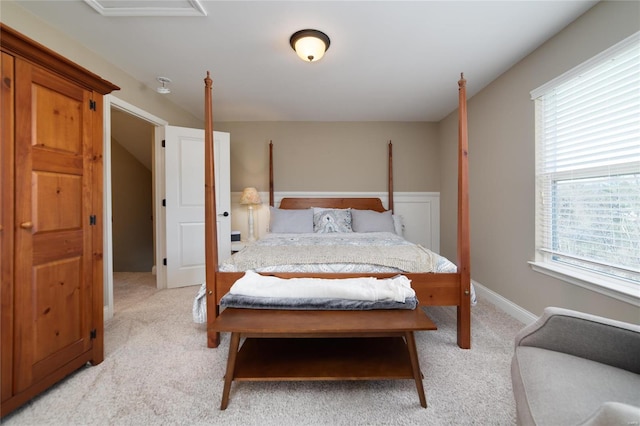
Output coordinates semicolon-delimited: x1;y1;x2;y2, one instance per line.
1;0;638;422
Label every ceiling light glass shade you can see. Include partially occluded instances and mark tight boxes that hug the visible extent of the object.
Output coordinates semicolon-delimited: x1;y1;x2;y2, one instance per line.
290;29;330;62
156;76;171;94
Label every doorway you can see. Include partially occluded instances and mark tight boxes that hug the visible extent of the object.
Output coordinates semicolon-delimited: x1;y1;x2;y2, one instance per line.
110;109;154;273
110;109;155;310
103;96;168;320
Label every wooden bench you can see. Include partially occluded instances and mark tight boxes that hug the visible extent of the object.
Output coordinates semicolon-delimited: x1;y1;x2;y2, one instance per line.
211;308;437;409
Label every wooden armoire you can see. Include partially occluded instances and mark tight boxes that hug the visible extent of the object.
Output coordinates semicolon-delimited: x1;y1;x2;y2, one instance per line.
1;24;119;417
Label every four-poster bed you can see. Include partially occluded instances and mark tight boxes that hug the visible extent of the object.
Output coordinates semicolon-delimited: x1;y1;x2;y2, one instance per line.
203;72;471;349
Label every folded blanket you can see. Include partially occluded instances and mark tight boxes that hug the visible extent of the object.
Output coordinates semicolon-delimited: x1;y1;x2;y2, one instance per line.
226;242;437;272
220;294;418;310
229;270;416;302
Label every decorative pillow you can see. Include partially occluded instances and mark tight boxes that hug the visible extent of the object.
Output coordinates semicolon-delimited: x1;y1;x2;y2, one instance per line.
269;207;313;233
312;208;352;233
351;209;396;233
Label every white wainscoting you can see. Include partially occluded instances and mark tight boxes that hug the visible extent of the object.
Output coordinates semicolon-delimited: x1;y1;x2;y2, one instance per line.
229;191;440;251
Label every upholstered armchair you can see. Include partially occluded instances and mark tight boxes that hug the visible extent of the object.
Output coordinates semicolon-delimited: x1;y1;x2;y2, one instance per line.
511;307;640;425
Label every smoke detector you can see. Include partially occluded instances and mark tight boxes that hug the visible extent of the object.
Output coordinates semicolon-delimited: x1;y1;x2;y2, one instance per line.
156;77;172;94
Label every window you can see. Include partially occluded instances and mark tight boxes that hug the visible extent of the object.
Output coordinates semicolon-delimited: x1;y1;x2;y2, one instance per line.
531;32;640;302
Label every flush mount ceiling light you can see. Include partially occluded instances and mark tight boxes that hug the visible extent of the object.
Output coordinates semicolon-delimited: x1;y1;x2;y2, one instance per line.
156;76;171;94
289;29;330;62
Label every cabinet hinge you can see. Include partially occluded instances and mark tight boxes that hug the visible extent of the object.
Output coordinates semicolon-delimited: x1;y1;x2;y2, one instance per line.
162;139;166;148
163;258;167;266
89;99;97;111
162;199;166;207
89;215;97;225
90;329;97;339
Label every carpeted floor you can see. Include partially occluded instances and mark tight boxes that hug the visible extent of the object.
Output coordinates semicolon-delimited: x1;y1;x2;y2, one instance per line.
2;272;524;425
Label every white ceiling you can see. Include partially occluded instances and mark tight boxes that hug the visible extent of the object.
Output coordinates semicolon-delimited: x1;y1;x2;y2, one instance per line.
14;0;598;122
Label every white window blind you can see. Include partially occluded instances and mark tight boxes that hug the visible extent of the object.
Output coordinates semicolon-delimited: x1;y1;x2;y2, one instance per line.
533;32;640;289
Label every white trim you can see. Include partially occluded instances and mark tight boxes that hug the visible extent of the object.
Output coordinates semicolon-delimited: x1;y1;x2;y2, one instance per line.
102;104;113;321
83;0;207;17
530;31;640;99
529;261;640;307
109;97;168;125
103;95;168;320
154;126;167;290
472;280;537;325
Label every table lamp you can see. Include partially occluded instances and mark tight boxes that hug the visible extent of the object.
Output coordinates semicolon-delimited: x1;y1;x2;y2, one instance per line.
240;187;261;242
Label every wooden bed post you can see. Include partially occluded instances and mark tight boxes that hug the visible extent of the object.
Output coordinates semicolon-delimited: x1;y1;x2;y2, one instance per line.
204;71;220;348
457;73;471;349
388;141;394;213
269;140;274;207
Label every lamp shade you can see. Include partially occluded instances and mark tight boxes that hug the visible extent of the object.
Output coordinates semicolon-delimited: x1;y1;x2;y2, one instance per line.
290;29;330;62
240;187;262;205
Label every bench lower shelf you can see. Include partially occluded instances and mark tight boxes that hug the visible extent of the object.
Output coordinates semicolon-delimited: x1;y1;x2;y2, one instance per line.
234;337;416;381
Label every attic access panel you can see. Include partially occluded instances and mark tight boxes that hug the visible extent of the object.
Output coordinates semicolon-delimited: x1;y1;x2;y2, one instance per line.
83;0;207;17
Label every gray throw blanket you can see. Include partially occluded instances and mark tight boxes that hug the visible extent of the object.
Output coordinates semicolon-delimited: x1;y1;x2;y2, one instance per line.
220;293;419;310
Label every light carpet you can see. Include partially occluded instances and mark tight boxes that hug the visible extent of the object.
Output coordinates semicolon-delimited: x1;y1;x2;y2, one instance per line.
3;272;524;425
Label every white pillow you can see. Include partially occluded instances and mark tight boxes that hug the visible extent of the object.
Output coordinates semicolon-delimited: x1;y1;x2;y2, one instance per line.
351;209;395;233
269;207;313;233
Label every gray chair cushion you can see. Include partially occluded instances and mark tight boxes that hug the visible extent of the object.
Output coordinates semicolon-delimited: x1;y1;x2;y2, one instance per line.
512;346;640;426
578;402;640;426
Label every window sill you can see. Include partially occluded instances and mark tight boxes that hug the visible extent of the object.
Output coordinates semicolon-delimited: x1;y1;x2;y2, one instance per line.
529;261;640;307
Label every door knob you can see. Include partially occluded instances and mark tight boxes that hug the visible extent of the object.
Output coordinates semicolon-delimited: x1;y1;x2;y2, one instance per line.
20;221;34;229
218;211;229;217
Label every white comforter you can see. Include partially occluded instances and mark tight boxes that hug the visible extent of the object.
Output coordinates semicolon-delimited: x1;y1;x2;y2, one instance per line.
230;270;416;302
219;232;457;273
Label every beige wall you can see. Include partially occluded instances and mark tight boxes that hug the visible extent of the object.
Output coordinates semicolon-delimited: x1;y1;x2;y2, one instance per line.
439;1;640;323
0;0;202;129
111;139;154;272
215;121;439;193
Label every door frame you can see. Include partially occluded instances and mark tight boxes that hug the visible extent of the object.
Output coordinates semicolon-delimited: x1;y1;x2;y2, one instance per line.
103;95;168;320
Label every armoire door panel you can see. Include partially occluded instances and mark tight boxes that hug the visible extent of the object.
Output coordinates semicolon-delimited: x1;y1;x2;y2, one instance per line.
31;71;84;153
33;257;84;359
32;149;83;175
32;230;83;265
12;57;94;394
32;171;83;232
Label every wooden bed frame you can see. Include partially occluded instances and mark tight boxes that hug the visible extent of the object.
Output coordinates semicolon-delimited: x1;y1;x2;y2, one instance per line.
202;72;471;349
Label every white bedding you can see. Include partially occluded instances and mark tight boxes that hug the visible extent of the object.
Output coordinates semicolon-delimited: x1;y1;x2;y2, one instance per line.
219;232;458;274
230;270;416;302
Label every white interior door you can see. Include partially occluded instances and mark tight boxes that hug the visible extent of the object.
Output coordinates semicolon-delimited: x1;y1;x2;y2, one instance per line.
214;132;231;260
164;126;230;288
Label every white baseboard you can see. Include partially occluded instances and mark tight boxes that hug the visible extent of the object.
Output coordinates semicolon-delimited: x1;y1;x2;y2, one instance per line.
104;305;113;321
472;279;537;325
